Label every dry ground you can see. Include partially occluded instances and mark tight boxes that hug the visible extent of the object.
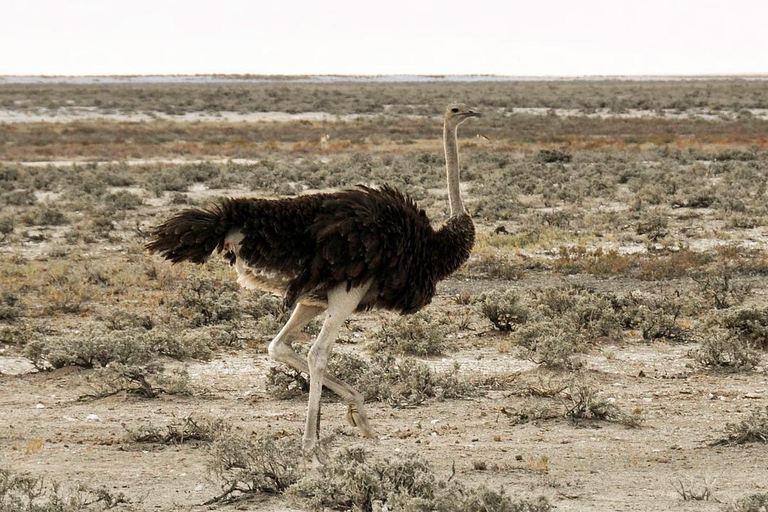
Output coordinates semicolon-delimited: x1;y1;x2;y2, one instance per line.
1;78;768;511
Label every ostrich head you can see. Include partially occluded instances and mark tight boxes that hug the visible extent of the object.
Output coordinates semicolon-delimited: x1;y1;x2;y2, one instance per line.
444;103;481;128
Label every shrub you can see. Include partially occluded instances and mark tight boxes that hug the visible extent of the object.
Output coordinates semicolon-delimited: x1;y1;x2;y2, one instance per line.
611;291;689;342
714;406;768;445
536;149;572;163
207;432;303;503
85;363;192;399
726;492;768;512
266;352;481;406
719;307;768;349
692;270;751;310
636;210;669;241
126;415;228;445
0;291;23;321
563;382;642;427
24;327;154;370
20;205;68;226
476;289;529;332
514;322;583;370
0;467;129;511
692;330;761;371
0;217;13;238
370;312;448;356
171;276;241;327
104;190;143;210
290;447;551;512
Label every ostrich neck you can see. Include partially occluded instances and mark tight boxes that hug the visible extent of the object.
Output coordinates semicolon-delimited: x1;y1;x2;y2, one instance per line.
443;123;464;216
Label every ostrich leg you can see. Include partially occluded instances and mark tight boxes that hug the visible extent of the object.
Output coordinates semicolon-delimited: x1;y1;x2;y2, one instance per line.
303;282;372;455
267;297;376;447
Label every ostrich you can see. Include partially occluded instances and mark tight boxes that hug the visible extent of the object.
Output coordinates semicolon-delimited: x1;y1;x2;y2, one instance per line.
145;103;480;457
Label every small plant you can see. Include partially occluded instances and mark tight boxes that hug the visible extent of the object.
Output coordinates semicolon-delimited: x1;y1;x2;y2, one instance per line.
104;190;143;210
171;275;241;327
85;363;192;399
536;149;572;163
672;476;716;501
126;415;228;445
370;312;448;356
692;270;751;310
726;492;768;512
290;447;551;512
636;209;669;241
692;330;761;372
0;467;129;511
0;291;23;321
718;307;768;349
714;406;768;445
206;432;304;503
24;327;154;370
475;289;529;332
563;382;641;427
514;322;583;370
266;352;480;406
43;269;94;314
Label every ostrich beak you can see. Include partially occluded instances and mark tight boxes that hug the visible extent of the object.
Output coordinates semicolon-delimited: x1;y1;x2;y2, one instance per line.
466;109;482;118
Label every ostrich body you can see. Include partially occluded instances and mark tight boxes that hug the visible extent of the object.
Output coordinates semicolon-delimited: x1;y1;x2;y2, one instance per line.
146;104;480;456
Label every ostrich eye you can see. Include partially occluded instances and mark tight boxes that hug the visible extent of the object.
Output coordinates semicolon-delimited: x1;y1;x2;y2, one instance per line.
451;107;459;113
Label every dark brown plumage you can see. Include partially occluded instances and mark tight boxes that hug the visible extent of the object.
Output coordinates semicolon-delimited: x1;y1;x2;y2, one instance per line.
145;184;475;314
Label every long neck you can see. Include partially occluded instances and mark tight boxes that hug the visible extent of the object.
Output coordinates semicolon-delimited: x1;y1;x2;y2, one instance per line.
443;122;464;216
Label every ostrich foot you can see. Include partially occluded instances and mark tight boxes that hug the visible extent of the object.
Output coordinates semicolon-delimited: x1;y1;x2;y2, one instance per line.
302;435;329;467
346;403;378;439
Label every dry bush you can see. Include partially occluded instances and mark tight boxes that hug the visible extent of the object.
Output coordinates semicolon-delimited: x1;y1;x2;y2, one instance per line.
171;275;242;327
267;352;480;406
24;327;154;370
125;415;228;445
725;492;768;512
611;291;689;342
692;330;761;372
42;269;95;314
0;291;23;321
672;476;716;502
514;323;584;370
475;289;529;332
521;286;624;348
104;190;143;210
692;269;752;310
536;149;572;163
370;312;448;356
265;366;310;400
290;447;551;512
543;287;623;342
0;467;130;511
713;406;768;446
19;205;69;226
207;432;304;503
563;382;642;428
718;307;768;349
636;209;669;241
85;363;192;399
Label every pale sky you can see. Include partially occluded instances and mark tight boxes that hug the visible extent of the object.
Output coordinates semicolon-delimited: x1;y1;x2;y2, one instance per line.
4;0;767;76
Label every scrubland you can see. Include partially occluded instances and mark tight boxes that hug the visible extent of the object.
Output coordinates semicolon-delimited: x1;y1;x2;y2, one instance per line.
1;78;768;511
